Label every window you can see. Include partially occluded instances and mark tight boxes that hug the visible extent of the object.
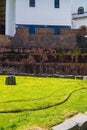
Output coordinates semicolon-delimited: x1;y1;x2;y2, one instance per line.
55;0;59;8
29;27;35;34
30;0;35;7
78;7;84;14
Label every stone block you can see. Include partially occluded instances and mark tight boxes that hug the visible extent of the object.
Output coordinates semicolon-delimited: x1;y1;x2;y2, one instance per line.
52;114;87;130
60;29;79;35
76;75;83;80
35;28;54;35
52;119;79;130
83;76;87;80
0;35;11;47
71;113;87;130
5;75;16;85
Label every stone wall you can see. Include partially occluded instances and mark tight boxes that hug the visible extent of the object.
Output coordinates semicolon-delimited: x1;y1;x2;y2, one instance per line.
0;28;87;75
0;35;11;47
11;28;79;49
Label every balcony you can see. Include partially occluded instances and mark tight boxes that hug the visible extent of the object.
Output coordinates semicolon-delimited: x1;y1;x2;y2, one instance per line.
72;12;87;19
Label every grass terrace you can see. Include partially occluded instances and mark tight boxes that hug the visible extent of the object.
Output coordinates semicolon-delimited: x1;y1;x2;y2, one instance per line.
0;76;87;130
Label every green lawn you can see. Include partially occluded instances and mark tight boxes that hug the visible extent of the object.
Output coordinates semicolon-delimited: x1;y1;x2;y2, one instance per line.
0;76;87;130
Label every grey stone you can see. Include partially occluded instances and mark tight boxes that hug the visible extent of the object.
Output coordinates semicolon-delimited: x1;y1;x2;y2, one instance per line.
76;75;83;80
83;76;87;80
59;75;65;78
52;119;79;130
70;114;87;130
52;113;87;130
65;75;74;79
5;75;16;85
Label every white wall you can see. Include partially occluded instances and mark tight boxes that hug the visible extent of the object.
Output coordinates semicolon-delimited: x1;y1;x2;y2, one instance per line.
72;18;87;29
16;0;72;26
72;0;87;14
72;0;87;29
6;0;16;36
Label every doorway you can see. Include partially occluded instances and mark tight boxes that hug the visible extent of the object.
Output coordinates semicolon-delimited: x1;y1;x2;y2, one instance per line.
0;0;5;34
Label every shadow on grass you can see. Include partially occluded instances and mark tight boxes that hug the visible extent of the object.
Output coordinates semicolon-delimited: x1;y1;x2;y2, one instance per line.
0;87;87;113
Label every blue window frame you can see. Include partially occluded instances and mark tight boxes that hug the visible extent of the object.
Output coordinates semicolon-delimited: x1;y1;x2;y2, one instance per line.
55;0;59;8
30;0;35;7
29;27;35;34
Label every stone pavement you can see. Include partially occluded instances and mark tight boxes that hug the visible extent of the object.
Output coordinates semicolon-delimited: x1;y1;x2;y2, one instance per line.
52;113;87;130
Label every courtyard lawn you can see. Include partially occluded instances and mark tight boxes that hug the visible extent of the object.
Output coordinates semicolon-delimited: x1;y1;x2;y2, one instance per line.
0;76;87;130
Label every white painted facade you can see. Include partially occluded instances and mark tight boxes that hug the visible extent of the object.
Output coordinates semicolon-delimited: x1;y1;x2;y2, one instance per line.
72;17;87;29
6;0;15;36
15;0;72;26
72;0;87;29
5;0;87;36
5;0;72;36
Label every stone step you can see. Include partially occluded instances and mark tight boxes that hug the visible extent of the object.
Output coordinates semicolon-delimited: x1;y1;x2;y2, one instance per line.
52;113;87;130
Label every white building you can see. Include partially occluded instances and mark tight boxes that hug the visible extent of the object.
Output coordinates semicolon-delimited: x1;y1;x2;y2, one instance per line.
72;0;87;29
0;0;87;36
